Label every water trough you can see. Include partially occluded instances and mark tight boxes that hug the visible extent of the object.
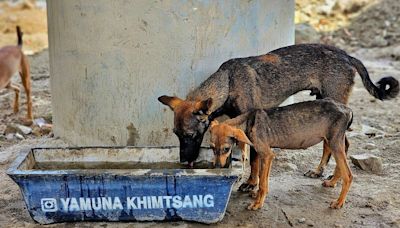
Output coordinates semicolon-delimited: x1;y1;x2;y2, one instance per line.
7;146;242;224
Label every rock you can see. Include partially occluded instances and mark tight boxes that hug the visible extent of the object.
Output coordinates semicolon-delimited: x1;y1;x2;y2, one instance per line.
334;223;343;228
350;154;383;174
316;0;336;16
363;143;377;150
5;134;14;141
41;124;53;135
298;218;306;224
33;118;46;127
306;220;315;227
4;124;32;135
371;36;389;47
4;124;18;135
15;124;32;135
295;23;321;44
361;124;385;137
15;133;25;140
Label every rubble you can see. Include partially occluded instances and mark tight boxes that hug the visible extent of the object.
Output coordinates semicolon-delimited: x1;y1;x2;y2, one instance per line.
350;153;383;173
363;143;377;150
15;133;24;140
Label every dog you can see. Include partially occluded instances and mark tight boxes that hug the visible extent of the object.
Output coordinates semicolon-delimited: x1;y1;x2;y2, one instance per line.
0;26;32;121
209;98;353;210
158;43;398;183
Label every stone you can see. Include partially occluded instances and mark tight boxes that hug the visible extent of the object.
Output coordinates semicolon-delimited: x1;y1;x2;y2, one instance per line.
306;220;315;227
4;124;18;135
34;118;46;127
363;143;377;150
298;218;306;223
15;124;32;135
334;223;343;228
5;134;14;141
350;154;383;174
361;124;385;137
15;133;25;140
4;124;32;135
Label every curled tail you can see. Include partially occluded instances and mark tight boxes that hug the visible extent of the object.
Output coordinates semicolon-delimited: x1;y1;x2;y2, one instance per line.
16;26;23;47
347;110;353;130
349;56;399;100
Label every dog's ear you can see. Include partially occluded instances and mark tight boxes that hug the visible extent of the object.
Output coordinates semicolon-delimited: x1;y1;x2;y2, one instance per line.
233;129;253;146
210;120;219;129
158;95;183;111
194;98;213;115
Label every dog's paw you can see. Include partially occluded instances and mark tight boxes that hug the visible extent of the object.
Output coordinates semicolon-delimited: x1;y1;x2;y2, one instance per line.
329;200;344;209
322;180;336;188
325;175;334;180
247;201;263;210
238;183;257;192
249;190;258;198
304;169;323;178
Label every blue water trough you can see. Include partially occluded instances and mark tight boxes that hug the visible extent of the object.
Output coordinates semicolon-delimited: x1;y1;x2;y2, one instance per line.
7;146;243;224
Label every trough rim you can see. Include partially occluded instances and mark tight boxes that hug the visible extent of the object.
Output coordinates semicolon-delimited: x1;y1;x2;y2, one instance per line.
7;146;242;178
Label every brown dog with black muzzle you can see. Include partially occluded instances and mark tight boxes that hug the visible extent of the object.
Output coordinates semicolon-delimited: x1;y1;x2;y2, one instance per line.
209;98;353;210
0;26;32;121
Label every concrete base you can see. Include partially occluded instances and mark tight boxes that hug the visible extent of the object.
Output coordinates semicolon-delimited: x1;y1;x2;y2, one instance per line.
47;0;295;146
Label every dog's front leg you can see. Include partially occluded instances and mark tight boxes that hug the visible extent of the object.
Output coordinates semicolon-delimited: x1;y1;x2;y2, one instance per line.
239;146;259;192
304;139;331;178
248;146;274;210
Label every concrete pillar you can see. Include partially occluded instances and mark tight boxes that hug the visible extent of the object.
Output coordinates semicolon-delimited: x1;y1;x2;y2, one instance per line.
47;0;295;146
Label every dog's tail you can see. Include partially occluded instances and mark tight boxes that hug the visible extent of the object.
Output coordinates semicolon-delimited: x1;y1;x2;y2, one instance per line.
16;26;23;47
349;56;399;100
346;110;353;130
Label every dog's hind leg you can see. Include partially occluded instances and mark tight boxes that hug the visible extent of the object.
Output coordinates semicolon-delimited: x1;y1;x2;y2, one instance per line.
328;137;352;209
20;55;32;120
6;82;20;114
238;146;259;192
304;139;331;178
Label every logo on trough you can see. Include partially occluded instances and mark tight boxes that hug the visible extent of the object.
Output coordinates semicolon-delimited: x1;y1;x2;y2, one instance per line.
40;194;214;212
41;198;58;212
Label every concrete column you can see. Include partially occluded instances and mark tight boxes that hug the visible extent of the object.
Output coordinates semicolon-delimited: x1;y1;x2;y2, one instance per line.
47;0;295;146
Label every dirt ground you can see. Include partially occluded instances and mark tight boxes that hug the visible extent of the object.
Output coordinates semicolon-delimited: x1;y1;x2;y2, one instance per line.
1;1;400;228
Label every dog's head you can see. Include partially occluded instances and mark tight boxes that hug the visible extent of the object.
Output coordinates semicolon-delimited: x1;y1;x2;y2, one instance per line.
209;120;253;168
158;95;212;166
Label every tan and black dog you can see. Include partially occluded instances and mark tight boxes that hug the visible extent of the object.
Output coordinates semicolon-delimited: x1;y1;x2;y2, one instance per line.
158;44;398;184
209;98;353;210
0;26;32;121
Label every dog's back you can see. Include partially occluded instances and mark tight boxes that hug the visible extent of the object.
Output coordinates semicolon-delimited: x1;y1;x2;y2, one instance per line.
246;99;352;149
0;26;24;88
217;44;398;112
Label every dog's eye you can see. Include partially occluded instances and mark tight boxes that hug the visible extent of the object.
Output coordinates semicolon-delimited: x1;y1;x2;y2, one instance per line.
224;147;230;153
